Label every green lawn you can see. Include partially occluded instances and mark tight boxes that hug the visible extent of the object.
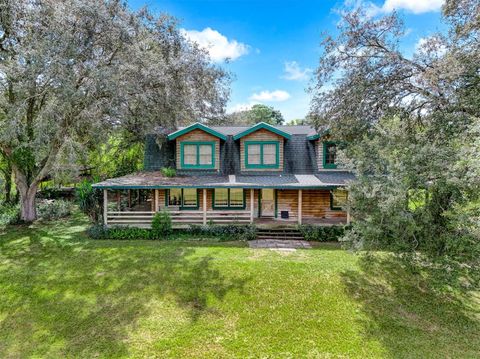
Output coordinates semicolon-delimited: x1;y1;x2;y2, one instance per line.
1;213;479;358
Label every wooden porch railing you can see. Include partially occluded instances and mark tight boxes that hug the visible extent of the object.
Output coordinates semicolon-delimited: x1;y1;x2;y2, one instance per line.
106;210;251;227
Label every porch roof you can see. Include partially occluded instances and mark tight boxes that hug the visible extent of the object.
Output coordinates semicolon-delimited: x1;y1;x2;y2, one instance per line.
92;171;355;189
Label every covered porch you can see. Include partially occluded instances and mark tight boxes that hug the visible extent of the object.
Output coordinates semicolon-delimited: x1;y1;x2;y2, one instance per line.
100;187;350;228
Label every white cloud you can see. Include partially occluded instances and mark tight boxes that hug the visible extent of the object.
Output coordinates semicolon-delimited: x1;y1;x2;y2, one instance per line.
250;90;291;102
180;27;249;62
281;61;312;81
369;0;444;15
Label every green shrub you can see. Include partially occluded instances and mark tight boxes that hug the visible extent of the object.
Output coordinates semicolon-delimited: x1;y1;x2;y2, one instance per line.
185;223;257;241
37;199;73;221
297;224;350;241
75;179;102;223
151;211;172;239
0;203;20;226
161;167;176;177
107;226;151;240
86;224;108;239
86;225;151;240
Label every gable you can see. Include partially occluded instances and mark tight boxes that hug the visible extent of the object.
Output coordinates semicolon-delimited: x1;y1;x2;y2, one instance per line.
232;122;291;141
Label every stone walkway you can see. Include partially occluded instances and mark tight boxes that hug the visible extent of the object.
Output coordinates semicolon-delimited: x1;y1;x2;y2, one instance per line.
248;239;312;250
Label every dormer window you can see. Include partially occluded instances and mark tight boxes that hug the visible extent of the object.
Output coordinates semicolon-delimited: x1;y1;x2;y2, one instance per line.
245;141;279;169
323;142;337;169
180;142;215;169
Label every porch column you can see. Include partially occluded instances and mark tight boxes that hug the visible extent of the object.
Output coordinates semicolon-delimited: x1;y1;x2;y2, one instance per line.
154;189;159;212
103;189;108;226
250;189;254;224
347;206;351;225
203;188;207;225
298;189;302;225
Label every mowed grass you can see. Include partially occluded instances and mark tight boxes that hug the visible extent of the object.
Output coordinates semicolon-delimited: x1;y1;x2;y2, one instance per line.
1;213;479;358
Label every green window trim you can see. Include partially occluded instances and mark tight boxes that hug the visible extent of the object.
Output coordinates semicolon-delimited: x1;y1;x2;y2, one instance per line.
323;141;338;169
244;141;280;169
233;122;291;140
180;141;216;169
212;188;246;210
165;188;200;210
167;122;227;141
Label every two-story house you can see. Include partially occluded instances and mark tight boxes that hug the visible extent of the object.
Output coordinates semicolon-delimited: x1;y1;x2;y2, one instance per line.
93;122;355;227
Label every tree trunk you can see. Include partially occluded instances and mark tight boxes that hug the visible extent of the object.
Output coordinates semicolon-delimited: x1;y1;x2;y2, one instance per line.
4;171;12;203
13;167;39;222
18;183;38;222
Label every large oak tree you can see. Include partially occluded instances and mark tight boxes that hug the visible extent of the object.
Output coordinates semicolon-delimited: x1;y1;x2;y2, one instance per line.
0;0;229;221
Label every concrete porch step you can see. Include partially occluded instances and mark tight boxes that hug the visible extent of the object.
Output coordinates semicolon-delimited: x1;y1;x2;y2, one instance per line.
256;228;304;240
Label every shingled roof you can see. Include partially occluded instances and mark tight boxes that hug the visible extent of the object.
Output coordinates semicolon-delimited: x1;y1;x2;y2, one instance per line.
92;171;354;189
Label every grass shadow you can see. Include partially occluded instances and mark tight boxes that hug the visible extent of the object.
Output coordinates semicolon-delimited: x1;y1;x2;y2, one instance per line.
341;253;480;358
0;216;249;357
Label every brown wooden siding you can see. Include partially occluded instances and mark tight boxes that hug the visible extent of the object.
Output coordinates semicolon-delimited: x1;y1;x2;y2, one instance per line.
277;189;346;219
175;129;220;171
240;129;284;171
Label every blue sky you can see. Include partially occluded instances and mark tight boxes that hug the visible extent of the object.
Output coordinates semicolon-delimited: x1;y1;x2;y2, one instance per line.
127;0;446;121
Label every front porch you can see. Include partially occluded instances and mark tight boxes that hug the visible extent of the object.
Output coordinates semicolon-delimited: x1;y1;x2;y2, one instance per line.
102;188;349;228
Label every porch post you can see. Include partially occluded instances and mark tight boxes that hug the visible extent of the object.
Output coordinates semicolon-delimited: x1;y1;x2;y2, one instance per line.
347;206;351;225
103;189;108;226
250;189;254;224
298;189;302;225
203;188;207;225
154;189;159;212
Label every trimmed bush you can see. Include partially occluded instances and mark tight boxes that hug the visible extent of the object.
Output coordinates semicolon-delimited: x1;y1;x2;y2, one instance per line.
37;199;73;221
297;224;350;241
87;225;151;240
184;223;257;241
151;211;172;239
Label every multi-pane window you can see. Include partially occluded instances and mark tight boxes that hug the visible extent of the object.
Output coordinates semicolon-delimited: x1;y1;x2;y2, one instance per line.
324;142;337;168
214;188;229;207
229;188;244;207
183;145;197;166
181;142;215;168
331;189;347;210
245;141;279;168
213;188;245;208
168;188;198;208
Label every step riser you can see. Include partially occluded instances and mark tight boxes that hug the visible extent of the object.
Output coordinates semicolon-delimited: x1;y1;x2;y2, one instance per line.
255;229;304;240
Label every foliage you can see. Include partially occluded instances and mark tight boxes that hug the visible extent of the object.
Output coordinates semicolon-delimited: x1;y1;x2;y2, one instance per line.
0;0;230;221
86;134;144;179
185;223;257;240
89;225;152;240
151;211;173;239
297;224;350;241
161;167;177;178
310;0;480;283
36;200;73;221
0;203;20;226
212;104;284;125
75;179;103;223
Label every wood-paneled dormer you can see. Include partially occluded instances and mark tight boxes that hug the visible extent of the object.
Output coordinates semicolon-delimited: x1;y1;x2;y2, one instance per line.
167;123;227;171
233;122;291;172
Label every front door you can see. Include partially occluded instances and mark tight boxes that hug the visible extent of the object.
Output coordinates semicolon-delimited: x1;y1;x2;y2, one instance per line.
261;189;275;217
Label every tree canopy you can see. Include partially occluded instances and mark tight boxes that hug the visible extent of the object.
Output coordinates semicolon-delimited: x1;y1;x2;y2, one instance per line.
310;0;480;287
0;0;230;221
211;104;284;126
